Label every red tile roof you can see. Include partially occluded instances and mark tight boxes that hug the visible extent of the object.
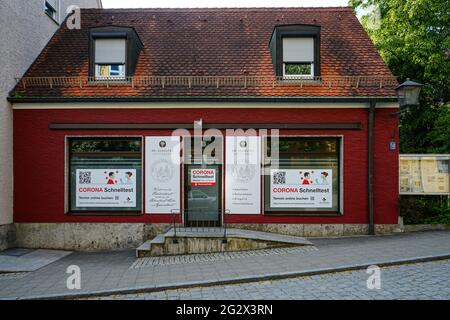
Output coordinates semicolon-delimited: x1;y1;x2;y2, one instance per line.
12;7;398;100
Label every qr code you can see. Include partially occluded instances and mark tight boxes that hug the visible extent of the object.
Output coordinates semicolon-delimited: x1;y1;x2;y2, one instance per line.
273;171;286;185
78;171;91;184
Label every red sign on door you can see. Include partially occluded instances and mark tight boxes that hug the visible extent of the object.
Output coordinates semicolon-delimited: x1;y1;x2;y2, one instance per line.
191;169;216;186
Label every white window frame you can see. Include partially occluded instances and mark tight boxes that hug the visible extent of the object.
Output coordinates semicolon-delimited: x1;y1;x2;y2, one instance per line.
282;37;315;79
283;62;315;79
94;38;127;81
95;64;126;80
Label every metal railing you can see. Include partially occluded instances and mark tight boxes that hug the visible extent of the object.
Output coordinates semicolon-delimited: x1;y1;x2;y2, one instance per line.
171;209;231;243
15;75;397;90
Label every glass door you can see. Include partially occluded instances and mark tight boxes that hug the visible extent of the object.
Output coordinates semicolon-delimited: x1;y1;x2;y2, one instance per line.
185;164;221;227
184;136;223;227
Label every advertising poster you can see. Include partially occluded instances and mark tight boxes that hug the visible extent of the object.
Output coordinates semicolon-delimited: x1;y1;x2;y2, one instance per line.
400;158;423;193
400;156;450;194
76;169;136;207
421;159;449;193
270;169;333;208
190;169;216;186
225;136;261;214
145;136;181;214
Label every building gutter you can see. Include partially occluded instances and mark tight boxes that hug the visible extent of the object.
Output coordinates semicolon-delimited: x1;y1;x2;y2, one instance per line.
7;96;399;104
368;100;376;235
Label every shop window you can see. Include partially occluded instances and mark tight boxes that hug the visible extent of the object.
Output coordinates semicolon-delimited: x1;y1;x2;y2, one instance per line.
282;37;315;78
263;137;341;214
68;137;142;214
94;38;127;80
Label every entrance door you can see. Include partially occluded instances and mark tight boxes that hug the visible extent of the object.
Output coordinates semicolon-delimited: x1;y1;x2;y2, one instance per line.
183;135;222;227
185;164;221;227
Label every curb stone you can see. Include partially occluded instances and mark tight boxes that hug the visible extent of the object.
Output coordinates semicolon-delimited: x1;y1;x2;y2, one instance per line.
21;253;450;300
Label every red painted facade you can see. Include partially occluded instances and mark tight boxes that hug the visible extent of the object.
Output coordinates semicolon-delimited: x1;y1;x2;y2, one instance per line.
13;106;399;225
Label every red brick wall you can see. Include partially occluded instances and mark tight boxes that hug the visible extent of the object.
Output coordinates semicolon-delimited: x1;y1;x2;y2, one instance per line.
13;107;399;224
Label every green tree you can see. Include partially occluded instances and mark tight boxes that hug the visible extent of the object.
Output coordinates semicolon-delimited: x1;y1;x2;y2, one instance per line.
350;0;450;153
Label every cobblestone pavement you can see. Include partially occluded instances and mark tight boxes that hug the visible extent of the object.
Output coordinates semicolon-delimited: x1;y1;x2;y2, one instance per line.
99;260;450;300
131;246;318;268
1;231;450;299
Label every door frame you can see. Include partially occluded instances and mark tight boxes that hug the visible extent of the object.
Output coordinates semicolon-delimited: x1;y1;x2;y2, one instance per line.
181;135;224;227
183;164;223;227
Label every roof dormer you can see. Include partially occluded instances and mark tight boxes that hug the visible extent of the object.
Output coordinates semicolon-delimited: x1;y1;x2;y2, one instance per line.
270;24;321;79
89;26;143;81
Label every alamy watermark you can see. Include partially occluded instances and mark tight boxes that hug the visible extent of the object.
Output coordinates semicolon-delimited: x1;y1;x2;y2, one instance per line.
366;265;381;290
66;265;81;290
170;121;280;171
66;5;81;30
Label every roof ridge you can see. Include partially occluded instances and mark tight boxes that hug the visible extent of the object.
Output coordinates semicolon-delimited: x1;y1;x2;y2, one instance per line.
82;6;353;11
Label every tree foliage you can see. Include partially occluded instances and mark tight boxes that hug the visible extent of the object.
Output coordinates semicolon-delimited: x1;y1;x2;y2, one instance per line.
350;0;450;153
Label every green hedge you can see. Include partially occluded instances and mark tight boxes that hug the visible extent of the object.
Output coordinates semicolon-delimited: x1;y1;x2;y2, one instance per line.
400;196;450;225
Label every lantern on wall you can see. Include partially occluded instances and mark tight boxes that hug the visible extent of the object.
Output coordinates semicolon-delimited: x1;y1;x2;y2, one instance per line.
395;78;423;107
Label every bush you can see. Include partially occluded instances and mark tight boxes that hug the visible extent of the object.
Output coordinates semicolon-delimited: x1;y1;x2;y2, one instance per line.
400;196;450;225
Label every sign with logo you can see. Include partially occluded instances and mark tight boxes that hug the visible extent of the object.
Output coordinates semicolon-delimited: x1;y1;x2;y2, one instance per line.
225;136;261;214
190;169;216;186
270;169;333;208
75;169;136;207
145;136;181;214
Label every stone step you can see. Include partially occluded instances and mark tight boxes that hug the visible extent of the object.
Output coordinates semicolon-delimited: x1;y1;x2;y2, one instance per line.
136;228;313;257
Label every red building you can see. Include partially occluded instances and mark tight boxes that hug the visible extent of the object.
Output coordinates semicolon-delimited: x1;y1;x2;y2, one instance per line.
9;8;400;250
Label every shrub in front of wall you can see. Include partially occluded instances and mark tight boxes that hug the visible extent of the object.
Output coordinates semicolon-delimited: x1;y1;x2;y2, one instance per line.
400;195;450;225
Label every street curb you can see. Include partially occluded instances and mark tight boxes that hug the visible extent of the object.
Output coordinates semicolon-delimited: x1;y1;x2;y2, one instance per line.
20;253;450;300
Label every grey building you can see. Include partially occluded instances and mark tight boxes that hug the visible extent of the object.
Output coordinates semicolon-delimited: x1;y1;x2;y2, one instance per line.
0;0;102;250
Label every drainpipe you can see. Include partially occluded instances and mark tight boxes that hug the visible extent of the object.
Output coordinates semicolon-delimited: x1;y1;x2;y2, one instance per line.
368;100;376;235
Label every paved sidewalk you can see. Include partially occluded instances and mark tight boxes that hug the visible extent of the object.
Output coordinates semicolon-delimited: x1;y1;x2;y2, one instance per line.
97;259;450;300
0;249;71;272
1;230;450;300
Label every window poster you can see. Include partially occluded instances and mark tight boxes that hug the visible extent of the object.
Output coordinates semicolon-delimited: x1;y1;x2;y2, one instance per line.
225;136;261;214
76;169;137;207
270;169;333;208
145;136;181;214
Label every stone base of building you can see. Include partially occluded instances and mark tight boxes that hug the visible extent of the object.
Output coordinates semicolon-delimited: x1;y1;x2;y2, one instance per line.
0;223;16;251
10;222;404;251
14;223;182;251
231;223;403;237
403;224;450;233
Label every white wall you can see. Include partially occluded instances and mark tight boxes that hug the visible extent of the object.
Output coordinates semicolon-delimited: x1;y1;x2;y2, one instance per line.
0;0;101;226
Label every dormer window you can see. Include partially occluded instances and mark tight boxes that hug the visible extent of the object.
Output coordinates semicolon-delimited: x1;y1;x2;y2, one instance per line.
90;27;143;82
269;25;321;80
94;38;126;80
282;37;314;78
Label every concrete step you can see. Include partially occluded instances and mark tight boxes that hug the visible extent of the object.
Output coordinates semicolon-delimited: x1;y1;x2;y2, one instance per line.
136;228;313;257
